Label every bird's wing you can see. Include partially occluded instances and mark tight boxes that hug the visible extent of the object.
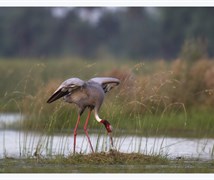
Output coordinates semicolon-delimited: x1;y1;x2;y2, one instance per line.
47;78;85;103
88;77;120;93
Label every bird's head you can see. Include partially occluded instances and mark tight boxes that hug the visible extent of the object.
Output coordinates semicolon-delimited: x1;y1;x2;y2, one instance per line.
100;119;112;133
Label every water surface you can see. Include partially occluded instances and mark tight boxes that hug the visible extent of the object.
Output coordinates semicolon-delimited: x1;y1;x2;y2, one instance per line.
0;113;24;129
0;113;213;160
0;130;214;160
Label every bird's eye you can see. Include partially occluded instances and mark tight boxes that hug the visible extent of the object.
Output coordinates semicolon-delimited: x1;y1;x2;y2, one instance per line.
69;84;76;88
61;87;67;92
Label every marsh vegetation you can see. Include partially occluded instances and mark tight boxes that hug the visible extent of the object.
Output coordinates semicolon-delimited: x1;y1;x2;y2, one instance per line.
1;57;214;172
1;58;214;136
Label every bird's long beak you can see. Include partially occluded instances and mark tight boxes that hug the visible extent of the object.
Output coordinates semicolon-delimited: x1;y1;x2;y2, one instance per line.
47;88;69;103
100;119;114;148
108;132;114;148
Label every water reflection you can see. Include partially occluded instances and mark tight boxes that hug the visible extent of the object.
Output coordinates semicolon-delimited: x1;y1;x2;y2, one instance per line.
0;130;214;160
0;113;24;129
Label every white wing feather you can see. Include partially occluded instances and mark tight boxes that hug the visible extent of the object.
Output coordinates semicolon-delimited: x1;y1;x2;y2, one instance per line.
54;78;85;93
47;78;85;103
88;77;120;93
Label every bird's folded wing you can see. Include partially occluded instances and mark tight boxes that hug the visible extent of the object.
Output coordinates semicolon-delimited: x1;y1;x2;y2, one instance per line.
89;77;120;93
47;78;85;103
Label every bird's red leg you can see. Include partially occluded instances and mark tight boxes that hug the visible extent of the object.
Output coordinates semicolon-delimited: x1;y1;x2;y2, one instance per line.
84;110;94;153
73;114;81;154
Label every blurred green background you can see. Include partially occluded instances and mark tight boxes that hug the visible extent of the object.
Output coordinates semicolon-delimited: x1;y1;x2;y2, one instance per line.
0;7;213;60
1;7;214;137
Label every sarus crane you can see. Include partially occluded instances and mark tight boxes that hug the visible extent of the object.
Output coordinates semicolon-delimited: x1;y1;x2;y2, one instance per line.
47;77;120;153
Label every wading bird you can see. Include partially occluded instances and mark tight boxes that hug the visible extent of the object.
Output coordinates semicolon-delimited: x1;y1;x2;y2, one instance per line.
47;77;120;154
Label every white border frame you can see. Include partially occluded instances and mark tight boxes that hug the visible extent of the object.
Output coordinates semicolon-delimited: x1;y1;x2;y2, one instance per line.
0;0;214;7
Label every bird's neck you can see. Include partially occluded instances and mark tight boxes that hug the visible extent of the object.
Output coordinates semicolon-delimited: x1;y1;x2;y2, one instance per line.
95;111;102;122
94;110;112;133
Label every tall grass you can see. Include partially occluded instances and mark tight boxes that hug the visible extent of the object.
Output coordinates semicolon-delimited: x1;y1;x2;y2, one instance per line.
1;57;214;139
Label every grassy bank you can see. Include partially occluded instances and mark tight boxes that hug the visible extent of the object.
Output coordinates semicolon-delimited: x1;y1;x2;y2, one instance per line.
0;151;213;173
1;58;214;138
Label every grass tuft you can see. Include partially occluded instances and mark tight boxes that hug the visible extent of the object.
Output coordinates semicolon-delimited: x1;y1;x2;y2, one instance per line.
64;149;168;165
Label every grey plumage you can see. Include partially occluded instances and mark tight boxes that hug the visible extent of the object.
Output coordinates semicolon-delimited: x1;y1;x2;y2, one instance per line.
47;77;120;153
47;77;119;114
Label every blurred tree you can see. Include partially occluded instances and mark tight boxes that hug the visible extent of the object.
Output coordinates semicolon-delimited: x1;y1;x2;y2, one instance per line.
118;7;161;59
180;38;208;63
0;8;55;57
159;7;214;59
159;8;192;59
95;9;120;56
185;8;214;57
0;7;214;60
51;8;100;58
95;7;162;59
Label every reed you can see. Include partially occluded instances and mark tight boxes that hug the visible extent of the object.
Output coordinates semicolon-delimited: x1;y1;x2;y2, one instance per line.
1;57;214;138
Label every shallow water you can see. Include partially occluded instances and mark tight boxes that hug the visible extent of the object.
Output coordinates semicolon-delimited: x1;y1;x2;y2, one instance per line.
0;130;214;160
0;114;214;160
0;113;24;129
